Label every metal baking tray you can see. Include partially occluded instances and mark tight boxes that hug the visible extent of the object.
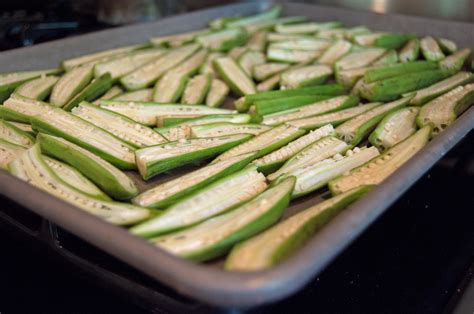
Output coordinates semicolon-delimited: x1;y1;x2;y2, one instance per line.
0;2;473;308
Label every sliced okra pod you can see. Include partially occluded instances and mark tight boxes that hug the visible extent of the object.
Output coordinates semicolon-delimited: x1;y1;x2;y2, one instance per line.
228;47;248;60
238;50;266;77
253;62;290;81
267;33;314;42
93;86;124;103
253;94;332;116
0;119;35;147
267;48;322;64
275;21;342;34
244;16;306;33
15;76;59;100
0;138;25;169
150;29;207;47
191;123;270;138
224;6;281;28
363;61;438;83
199;52;224;77
280;64;333;89
246;30;268;52
155;125;191;141
336;67;369;89
439;48;471;72
112;88;152;102
372;49;398;66
317;40;352;65
437;38;457;54
399;38;420;63
0;68;60;101
50;65;94;107
181;74;212;105
2;93;55;123
6;121;36;136
63;73;113;111
269;38;331;51
420;36;445;61
205;79;230;108
335;48;386;72
159;113;253;128
196;27;248;52
354;32;415;49
213;56;256;96
256;74;280;92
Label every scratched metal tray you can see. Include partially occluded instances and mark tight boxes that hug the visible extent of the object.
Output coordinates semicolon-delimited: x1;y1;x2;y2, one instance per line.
0;2;473;308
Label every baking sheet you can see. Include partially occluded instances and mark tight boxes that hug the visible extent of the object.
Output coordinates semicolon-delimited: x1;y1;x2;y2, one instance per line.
0;2;473;307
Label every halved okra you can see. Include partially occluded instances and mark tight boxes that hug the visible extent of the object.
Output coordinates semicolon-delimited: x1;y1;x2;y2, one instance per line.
256;74;281;92
0;119;35;147
94;48;166;81
315;28;347;40
224;6;281;28
213;124;305;162
150;29;208;47
133;152;255;209
112;88;152;102
280;64;333;89
267;135;349;181
252;124;334;173
437;38;457;54
335;96;412;145
199;52;224;77
0;68;60;102
267;33;314;42
269;38;331;51
329;126;431;195
132;166;267;237
336;67;369;89
98;100;235;126
417;84;474;136
317;40;352;65
0;138;25;169
398;38;420;63
267;48;322;64
159;113;254;128
181;74;212;105
372;49;398;66
354;32;415;49
409;71;474;105
38;133;138;200
196;27;248;52
253;63;290;81
262;95;359;126
238;50;266;77
253;94;333;115
225;185;372;271
213;56;257;96
206;79;230;108
245;16;307;34
15;76;59;100
93;86;124;103
30;106;136;170
228;47;248;60
420;36;445;61
6;121;36;136
369;107;419;151
155;125;191;141
150;176;295;262
1;93;52;123
63;73;113;111
335;48;386;72
121;43;200;90
284;146;380;198
275;21;342;34
9;144;149;225
50;65;94;107
71;102;166;148
439;48;471;72
135;134;251;180
245;30;268;51
363;61;438;83
191;123;270;138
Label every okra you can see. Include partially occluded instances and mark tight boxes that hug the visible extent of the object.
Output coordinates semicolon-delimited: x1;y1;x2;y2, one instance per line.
228;47;248;60
0;138;25;169
437;38;457;54
196;27;248;52
199;52;224;77
317;40;352;65
63;73;113;111
205;79;229;108
269;38;331;51
329;126;431;195
98;100;234;126
253;94;333;116
181;74;212;105
191;123;270;138
132;166;267;237
135;134;251;180
344;26;371;40
225;185;371;271
38;133;138;200
213;57;256;96
420;36;445;61
246;30;267;51
256;74;280;92
369;107;419;151
359;69;451;102
335;48;386;72
93;86;124;103
262;95;359;126
238;50;266;77
120;43;200;90
9;145;149;225
155;125;191;141
150;176;295;262
267;48;322;64
267;135;349;181
0;68;60;101
224;6;281;28
160;113;254;128
153;72;189;103
7;121;36;136
94;48;166;81
409;71;474;105
417;84;474;136
363;61;438;83
245;16;307;34
30;107;136;169
399;38;420;63
113;89;153;102
1;93;52;123
267;33;313;42
71;102;166;148
439;48;471;72
150;29;207;47
0;119;35;147
15;76;59;100
355;32;415;49
336;67;369;89
372;49;398;66
275;21;342;34
214;124;305;162
253;63;290;81
50;65;94;107
286;146;380;198
280;64;332;89
336;96;411;145
316;28;346;40
133;152;255;209
252;124;334;173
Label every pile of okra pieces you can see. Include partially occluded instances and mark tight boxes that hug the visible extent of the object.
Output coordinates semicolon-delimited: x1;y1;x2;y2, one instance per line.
0;6;473;271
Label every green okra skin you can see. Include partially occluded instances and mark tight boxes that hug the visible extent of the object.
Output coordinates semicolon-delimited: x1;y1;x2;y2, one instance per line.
132;166;267;237
369;107;419;151
275;21;343;35
374;33;416;49
399;38;420;63
0;68;60;102
245;16;307;34
238;50;266;77
213;56;257;96
191;123;270;138
213;124;305;163
135;134;252;180
50;65;94;107
7;121;36;136
0;138;25;169
262;95;360;126
181;74;212;105
63;73;113;111
38;133;138;200
267;48;322;64
225;185;372;271
267;33;314;43
153;72;189;103
253;94;333;116
199;52;224;77
224;6;281;28
253;62;290;81
359;69;452;102
0;119;35;147
317;39;352;65
417;83;474;136
372;49;398;67
132;152;256;209
280;64;333;89
329;126;432;195
2;93;54;123
336;96;412;145
71;102;167;148
409;71;474;106
437;38;457;54
113;89;153;102
205;79;230;108
9;144;150;225
268;38;331;51
30;107;136;170
439;48;471;73
336;67;369;90
252;124;334;174
150;176;295;262
363;61;438;83
15;76;59;100
196;27;248;52
159;113;254;128
234;83;345;112
420;36;445;61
